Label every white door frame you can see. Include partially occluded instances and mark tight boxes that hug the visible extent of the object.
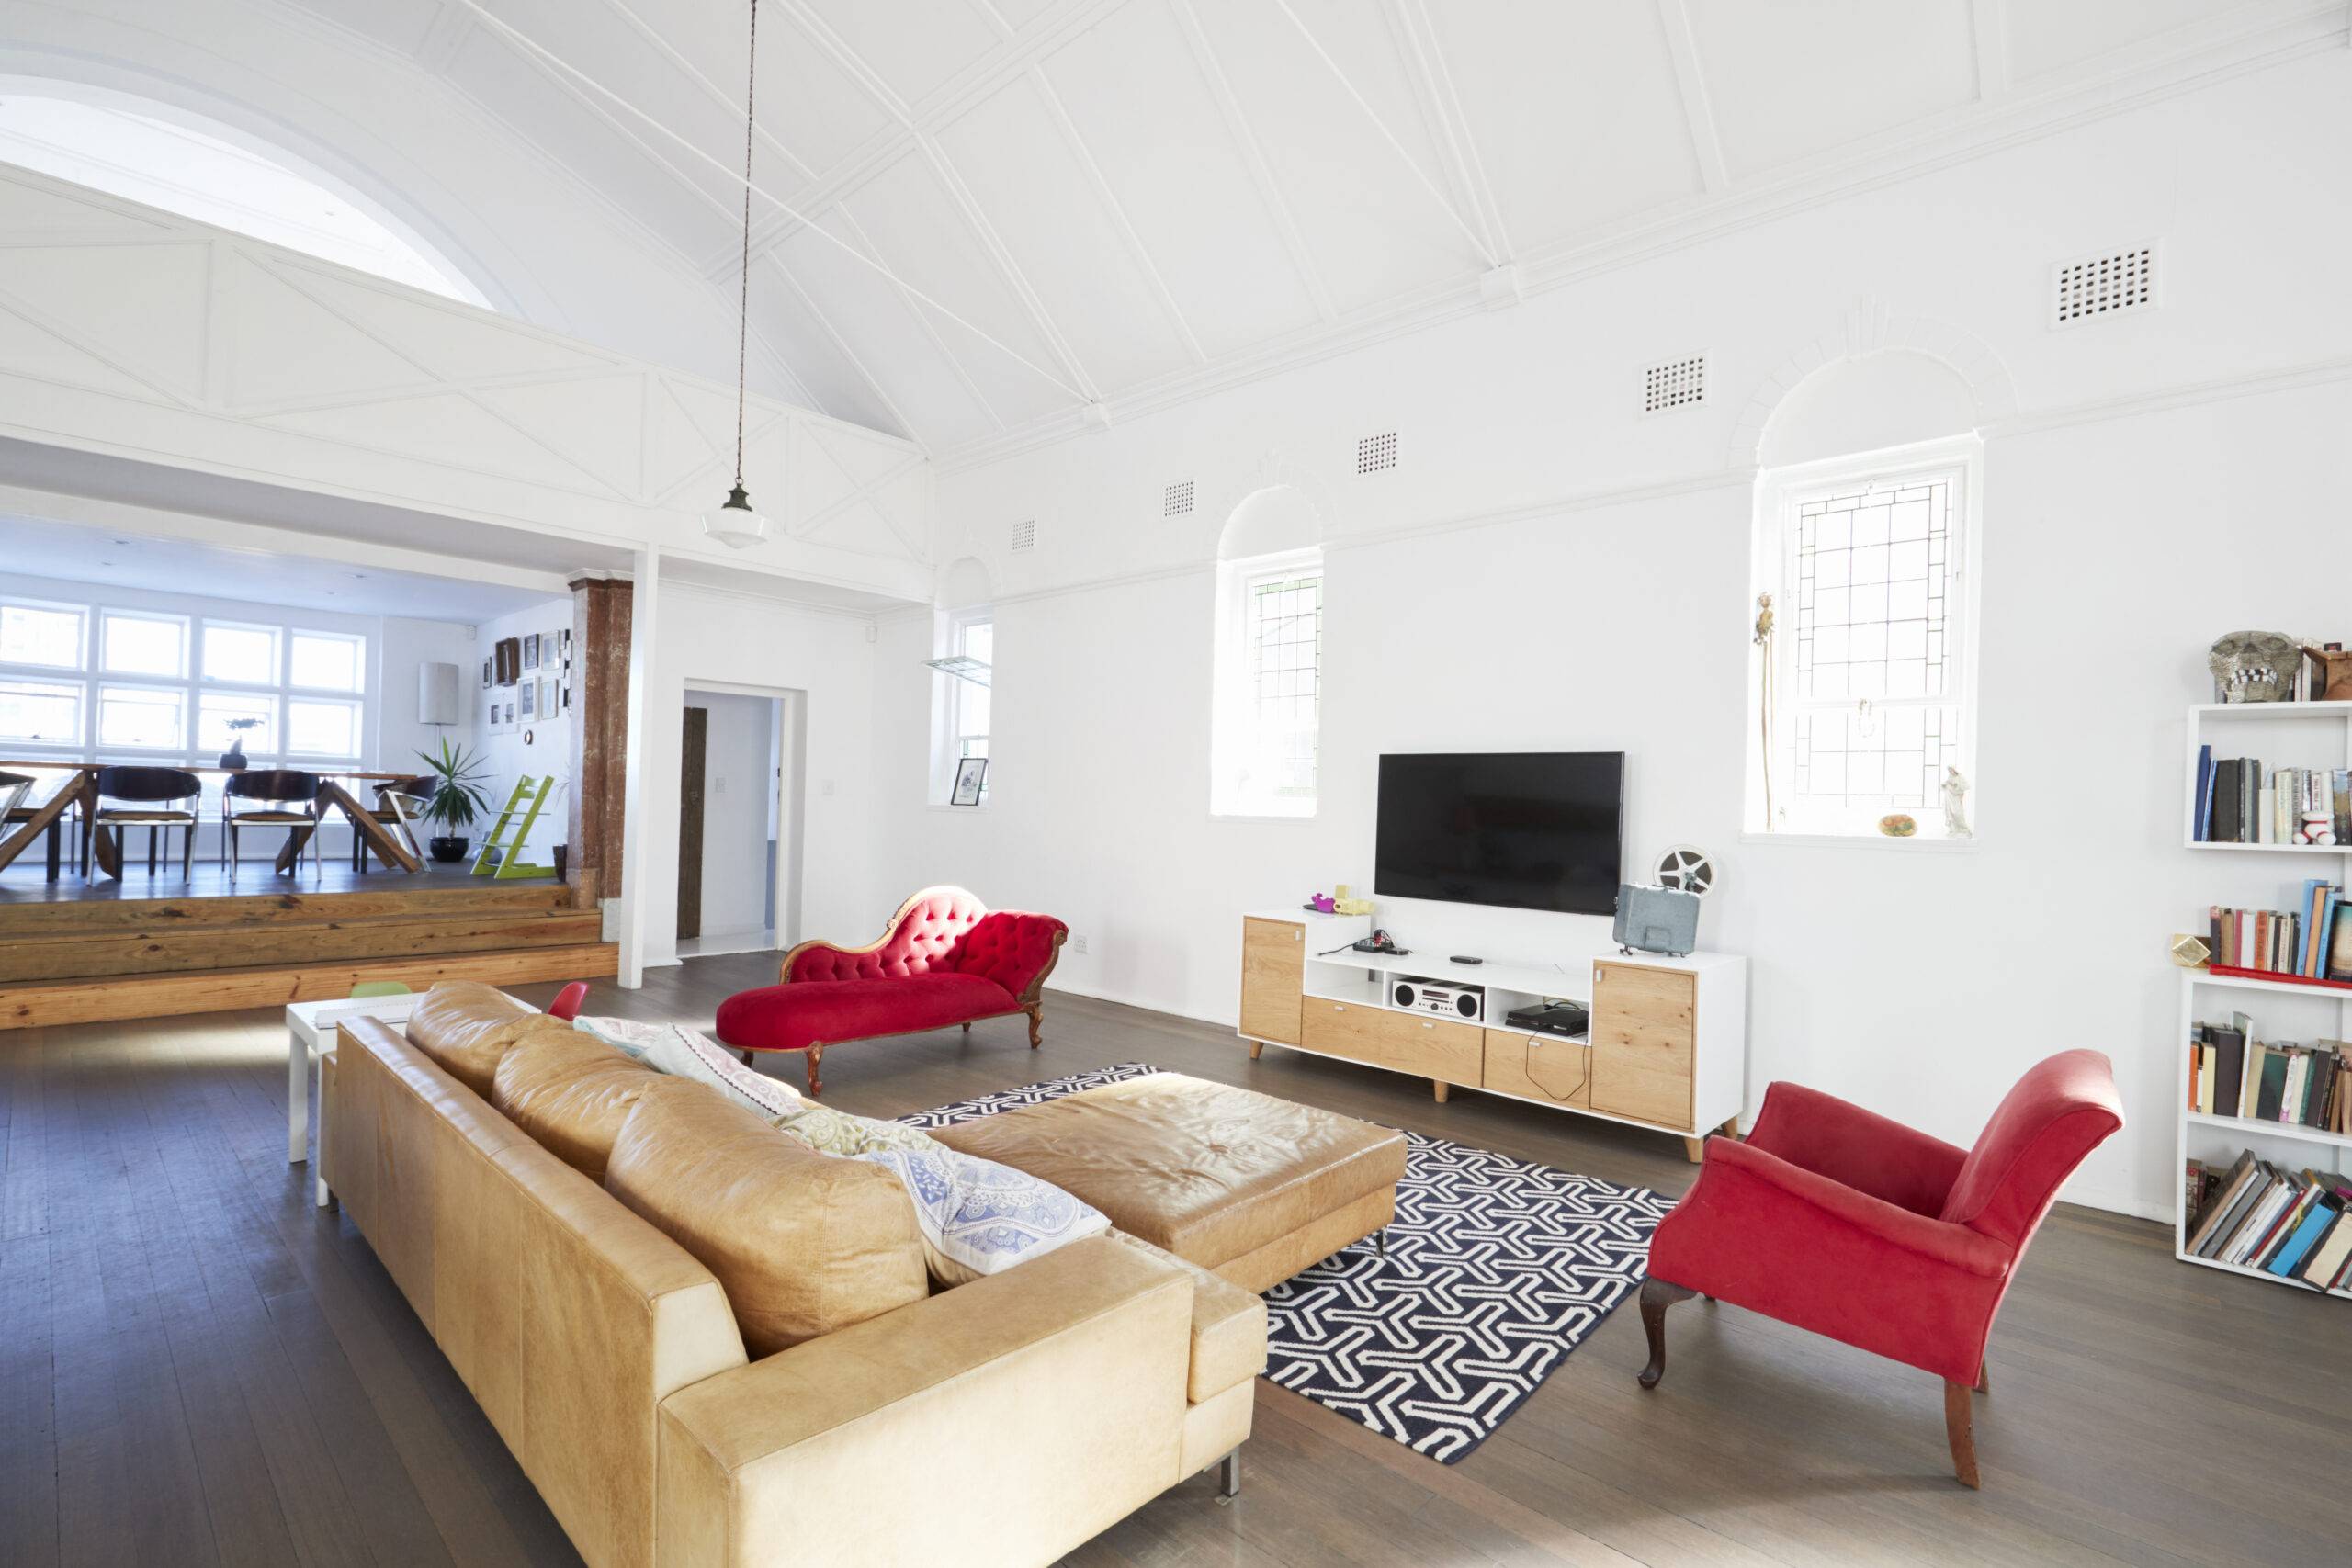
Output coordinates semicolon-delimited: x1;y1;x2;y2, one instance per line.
678;676;802;953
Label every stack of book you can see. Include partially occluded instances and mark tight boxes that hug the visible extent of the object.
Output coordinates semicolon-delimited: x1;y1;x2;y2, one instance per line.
2206;880;2352;978
2183;1151;2352;1291
2188;1013;2351;1131
2193;750;2351;844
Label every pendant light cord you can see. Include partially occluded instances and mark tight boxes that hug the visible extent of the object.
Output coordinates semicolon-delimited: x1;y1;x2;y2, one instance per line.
733;0;757;490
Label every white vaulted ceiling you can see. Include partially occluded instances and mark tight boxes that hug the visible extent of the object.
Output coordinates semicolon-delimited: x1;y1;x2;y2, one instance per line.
4;0;2343;466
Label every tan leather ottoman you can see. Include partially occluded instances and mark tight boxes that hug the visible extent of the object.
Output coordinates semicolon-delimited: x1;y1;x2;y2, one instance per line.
931;1071;1408;1293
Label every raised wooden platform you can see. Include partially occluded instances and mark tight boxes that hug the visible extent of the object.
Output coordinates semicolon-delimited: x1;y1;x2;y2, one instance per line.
0;880;616;1029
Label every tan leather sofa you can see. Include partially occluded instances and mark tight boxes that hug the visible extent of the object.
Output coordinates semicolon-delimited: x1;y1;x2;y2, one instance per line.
328;985;1263;1568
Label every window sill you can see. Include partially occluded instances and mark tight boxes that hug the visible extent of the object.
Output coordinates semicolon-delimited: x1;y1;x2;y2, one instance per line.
1209;810;1318;824
927;802;990;813
1741;830;1978;853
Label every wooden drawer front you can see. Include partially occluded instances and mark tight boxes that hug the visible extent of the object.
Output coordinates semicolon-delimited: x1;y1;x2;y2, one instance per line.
1481;1029;1591;1108
1239;918;1304;1045
1589;962;1695;1130
1302;998;1481;1085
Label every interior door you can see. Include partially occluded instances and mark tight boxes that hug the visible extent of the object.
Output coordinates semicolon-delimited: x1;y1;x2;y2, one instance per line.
677;705;707;941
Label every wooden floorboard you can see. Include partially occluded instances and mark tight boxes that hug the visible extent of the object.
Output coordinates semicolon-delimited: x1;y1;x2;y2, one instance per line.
5;954;2348;1567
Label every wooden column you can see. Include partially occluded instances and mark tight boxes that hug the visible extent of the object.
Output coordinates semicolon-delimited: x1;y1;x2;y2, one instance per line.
567;575;633;908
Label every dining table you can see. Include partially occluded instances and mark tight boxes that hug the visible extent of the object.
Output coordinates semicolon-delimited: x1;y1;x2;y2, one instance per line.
0;762;426;878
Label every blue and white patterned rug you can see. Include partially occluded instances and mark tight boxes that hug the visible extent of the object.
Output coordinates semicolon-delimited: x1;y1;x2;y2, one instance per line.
902;1063;1671;1463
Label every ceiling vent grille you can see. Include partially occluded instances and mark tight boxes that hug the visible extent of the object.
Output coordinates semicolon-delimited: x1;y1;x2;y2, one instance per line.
1643;355;1707;414
1356;432;1397;474
1162;479;1193;517
2052;243;2157;328
1010;519;1036;553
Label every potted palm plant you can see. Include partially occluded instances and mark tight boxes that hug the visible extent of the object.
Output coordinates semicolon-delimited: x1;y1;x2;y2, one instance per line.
414;738;492;863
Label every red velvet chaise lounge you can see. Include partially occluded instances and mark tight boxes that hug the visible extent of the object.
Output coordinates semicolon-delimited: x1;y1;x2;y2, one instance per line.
715;886;1067;1096
1636;1048;2122;1488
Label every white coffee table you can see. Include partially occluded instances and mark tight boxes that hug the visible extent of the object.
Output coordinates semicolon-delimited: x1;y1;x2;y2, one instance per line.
287;993;424;1208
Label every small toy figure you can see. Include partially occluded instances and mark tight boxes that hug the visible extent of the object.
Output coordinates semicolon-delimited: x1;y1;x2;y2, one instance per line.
1941;765;1973;839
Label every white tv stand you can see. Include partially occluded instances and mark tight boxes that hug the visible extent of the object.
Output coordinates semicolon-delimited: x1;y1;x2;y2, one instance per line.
1238;908;1747;1161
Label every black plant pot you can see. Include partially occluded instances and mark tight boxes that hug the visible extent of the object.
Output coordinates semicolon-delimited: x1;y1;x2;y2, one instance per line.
427;835;469;863
219;740;249;770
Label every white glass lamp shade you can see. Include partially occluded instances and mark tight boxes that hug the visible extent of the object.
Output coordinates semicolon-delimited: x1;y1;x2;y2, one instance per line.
418;660;460;726
703;482;770;549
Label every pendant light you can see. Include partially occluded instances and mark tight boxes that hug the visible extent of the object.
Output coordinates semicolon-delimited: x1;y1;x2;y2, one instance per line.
703;0;769;549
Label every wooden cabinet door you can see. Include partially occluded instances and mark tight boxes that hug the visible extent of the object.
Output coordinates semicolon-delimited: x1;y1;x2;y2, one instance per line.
1589;962;1696;1130
1482;1029;1591;1108
1301;998;1482;1085
1239;917;1304;1044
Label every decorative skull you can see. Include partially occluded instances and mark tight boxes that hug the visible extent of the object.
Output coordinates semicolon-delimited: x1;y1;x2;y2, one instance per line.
2208;629;2299;703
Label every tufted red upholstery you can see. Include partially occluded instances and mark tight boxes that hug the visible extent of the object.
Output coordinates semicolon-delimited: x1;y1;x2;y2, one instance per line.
786;886;989;982
721;887;1068;1094
951;911;1067;1000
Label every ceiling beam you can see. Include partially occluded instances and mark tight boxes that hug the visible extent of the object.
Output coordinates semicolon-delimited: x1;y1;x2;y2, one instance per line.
1382;0;1512;265
1167;0;1337;322
1266;0;1497;267
595;0;820;186
770;0;1102;403
1027;62;1208;366
1657;0;1730;193
1971;0;2012;101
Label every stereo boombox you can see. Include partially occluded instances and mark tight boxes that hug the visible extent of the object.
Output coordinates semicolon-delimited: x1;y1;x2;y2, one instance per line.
1391;977;1484;1022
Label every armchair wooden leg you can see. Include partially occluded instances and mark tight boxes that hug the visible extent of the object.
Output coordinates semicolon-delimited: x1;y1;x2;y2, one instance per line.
1944;1380;1981;1488
804;1046;823;1098
1636;1277;1695;1389
961;1021;970;1033
1024;1004;1042;1048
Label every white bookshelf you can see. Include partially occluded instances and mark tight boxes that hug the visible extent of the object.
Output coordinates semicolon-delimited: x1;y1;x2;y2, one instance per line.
2176;701;2352;1297
2172;969;2351;1300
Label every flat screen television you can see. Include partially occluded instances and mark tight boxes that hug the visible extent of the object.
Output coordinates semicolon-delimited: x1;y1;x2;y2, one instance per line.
1374;751;1623;916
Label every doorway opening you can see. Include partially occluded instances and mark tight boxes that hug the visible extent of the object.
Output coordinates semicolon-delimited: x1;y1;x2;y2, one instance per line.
675;683;802;958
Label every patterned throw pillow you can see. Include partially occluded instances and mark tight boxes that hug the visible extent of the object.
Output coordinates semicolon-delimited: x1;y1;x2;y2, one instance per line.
571;1016;803;1121
771;1101;942;1157
855;1146;1111;1286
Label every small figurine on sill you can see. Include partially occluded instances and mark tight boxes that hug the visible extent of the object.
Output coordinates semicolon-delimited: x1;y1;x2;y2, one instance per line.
1940;765;1973;839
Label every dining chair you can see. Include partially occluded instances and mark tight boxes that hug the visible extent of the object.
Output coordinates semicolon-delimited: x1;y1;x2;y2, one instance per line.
82;766;205;880
222;769;326;875
351;776;429;870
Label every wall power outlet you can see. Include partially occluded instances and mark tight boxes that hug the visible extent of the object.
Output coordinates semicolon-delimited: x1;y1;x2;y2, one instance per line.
1071;933;1089;955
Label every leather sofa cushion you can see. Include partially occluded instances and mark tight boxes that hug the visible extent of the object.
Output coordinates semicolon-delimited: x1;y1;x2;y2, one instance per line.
932;1072;1408;1275
605;1079;928;1356
405;981;568;1099
716;972;1019;1055
492;1027;662;1183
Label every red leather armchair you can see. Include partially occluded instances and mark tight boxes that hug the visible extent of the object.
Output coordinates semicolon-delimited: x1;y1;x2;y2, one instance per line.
1637;1049;2122;1488
715;886;1067;1096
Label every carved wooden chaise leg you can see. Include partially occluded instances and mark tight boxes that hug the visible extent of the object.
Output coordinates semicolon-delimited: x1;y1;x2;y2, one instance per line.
804;1045;824;1098
1945;1379;1981;1488
1024;1004;1042;1048
961;1021;971;1033
1974;1355;1989;1394
741;1049;753;1066
1636;1276;1696;1389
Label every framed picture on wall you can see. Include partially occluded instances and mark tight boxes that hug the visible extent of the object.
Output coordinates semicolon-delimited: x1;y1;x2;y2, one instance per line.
538;677;560;721
523;633;540;671
481;658;492;689
951;756;988;807
519;682;536;719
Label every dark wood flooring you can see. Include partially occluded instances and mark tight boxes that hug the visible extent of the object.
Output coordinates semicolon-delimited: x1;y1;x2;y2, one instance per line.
4;953;2346;1566
0;852;492;904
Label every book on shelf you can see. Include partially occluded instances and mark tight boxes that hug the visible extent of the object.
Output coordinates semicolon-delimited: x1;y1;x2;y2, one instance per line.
2205;881;2352;979
2194;757;2352;845
2184;1150;2352;1289
2186;1012;2350;1133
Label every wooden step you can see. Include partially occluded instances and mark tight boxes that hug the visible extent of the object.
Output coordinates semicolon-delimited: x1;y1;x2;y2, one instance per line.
0;944;619;1030
0;880;575;936
0;908;605;984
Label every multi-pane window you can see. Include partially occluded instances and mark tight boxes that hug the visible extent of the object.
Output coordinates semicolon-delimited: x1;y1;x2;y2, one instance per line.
1212;547;1323;817
1752;444;1977;837
953;617;991;798
0;592;369;769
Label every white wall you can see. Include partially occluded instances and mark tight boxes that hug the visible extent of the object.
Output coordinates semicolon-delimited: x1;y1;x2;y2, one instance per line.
685;688;780;941
870;51;2352;1220
639;586;879;972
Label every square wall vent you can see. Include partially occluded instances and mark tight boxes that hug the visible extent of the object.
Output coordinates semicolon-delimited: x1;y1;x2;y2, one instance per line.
1356;431;1397;474
2052;243;2157;328
1010;519;1036;553
1162;479;1193;517
1643;355;1707;414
